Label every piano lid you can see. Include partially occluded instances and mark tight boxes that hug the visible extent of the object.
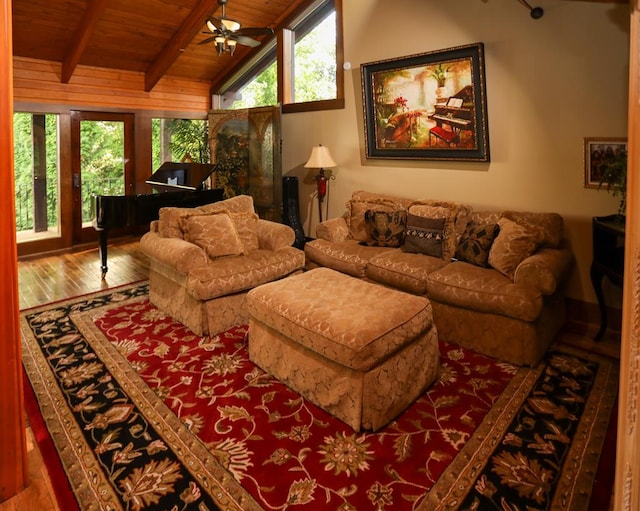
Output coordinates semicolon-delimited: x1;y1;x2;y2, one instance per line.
146;161;217;191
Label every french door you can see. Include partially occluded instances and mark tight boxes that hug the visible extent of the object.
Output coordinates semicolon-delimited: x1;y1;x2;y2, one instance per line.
70;111;135;244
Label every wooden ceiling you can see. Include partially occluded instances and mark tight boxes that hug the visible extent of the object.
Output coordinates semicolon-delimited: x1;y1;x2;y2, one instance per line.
12;0;313;92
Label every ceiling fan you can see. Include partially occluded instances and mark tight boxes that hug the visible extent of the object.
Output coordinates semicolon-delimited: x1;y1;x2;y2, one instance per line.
200;0;274;56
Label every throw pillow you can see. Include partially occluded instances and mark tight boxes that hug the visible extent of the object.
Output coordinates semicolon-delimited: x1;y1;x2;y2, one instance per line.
362;209;407;247
181;212;245;259
402;214;447;258
229;211;260;253
488;217;544;279
455;221;500;267
157;206;203;239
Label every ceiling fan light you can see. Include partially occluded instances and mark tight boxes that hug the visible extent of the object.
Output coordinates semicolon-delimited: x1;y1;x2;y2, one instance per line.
214;36;226;55
206;20;217;32
221;18;241;32
228;39;237;55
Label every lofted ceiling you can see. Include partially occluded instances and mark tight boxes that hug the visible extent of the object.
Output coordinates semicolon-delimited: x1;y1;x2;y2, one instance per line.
11;0;313;92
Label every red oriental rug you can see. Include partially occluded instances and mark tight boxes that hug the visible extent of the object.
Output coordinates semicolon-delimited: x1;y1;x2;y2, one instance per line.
20;283;619;511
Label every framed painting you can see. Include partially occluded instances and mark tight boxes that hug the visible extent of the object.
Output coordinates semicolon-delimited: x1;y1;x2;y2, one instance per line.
361;43;490;161
584;137;627;189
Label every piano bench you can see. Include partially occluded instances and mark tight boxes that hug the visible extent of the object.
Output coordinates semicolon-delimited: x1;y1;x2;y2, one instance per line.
430;126;458;146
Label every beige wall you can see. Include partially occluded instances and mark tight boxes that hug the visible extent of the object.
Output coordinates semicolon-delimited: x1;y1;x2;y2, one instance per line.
282;0;630;305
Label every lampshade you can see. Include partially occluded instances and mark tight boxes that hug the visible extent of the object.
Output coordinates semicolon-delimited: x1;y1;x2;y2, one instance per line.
304;145;336;169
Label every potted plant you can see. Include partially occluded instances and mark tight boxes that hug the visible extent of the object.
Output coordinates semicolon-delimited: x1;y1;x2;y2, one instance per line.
430;63;452;88
598;148;627;219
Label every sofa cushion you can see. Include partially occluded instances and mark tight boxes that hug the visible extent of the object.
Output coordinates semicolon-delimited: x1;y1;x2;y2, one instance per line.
304;239;394;278
455;221;500;267
346;191;414;242
502;211;564;248
363;209;407;247
402;214;446;258
403;204;452;259
488;217;545;279
157;206;204;239
181;212;246;259
366;250;449;295
427;262;543;322
187;247;305;301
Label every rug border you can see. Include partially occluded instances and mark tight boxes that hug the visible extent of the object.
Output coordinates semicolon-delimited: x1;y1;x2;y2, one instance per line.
421;343;619;511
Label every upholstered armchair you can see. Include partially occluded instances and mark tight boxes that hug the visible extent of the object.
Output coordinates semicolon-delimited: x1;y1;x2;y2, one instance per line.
140;195;305;336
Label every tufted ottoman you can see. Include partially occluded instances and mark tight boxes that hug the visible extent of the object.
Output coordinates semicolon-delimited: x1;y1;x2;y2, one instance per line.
247;267;439;431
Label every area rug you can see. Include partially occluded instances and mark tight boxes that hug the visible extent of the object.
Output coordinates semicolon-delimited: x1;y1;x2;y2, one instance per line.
20;282;619;511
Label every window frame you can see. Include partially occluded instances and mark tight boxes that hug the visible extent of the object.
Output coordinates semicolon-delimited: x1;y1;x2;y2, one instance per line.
215;0;344;114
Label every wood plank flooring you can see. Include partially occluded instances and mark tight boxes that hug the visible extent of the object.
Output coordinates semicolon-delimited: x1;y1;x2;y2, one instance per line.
2;238;618;510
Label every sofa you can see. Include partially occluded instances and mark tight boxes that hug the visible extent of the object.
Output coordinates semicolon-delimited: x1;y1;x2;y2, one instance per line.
140;195;305;337
304;190;574;366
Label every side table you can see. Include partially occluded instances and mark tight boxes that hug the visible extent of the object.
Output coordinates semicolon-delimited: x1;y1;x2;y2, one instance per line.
590;214;625;340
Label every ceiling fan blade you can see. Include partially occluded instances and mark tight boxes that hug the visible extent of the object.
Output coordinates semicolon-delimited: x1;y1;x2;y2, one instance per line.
233;35;261;47
206;17;225;33
199;35;220;45
234;27;274;37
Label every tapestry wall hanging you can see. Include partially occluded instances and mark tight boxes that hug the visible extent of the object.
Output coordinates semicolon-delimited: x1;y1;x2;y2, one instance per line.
361;42;490;161
208;105;282;220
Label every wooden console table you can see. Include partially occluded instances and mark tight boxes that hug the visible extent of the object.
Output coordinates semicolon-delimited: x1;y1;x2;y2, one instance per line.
590;214;625;340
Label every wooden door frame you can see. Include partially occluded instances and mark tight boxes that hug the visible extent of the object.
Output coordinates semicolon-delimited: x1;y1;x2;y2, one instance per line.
614;4;640;511
0;0;28;500
70;110;135;245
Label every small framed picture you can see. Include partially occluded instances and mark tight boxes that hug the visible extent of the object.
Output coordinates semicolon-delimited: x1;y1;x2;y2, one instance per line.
584;137;627;189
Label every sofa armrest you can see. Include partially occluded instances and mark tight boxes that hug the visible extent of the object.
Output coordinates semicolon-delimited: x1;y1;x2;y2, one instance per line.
256;219;295;251
316;216;349;242
140;231;208;274
149;220;160;233
514;244;574;295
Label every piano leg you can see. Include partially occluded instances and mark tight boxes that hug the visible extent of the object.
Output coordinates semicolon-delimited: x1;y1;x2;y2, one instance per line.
98;228;109;279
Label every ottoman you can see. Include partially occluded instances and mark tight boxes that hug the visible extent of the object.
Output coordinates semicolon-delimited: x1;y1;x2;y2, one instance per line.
247;267;439;431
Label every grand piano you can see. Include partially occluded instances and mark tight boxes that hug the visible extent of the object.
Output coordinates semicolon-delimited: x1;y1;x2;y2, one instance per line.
94;161;223;278
428;85;476;146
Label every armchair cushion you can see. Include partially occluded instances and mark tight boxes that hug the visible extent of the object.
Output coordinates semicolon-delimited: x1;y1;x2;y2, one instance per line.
181;212;246;258
158;206;204;239
230;211;260;252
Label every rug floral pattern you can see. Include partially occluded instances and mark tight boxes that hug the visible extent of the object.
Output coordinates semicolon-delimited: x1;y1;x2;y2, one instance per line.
20;283;618;511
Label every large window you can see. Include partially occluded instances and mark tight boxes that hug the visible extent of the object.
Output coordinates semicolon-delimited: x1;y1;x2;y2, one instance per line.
220;0;343;113
13;113;60;240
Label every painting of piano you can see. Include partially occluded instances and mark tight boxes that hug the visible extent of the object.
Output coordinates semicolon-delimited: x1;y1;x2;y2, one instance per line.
361;43;490;161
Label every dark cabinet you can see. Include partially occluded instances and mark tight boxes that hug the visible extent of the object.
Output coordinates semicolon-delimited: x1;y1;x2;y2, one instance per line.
590;214;625;340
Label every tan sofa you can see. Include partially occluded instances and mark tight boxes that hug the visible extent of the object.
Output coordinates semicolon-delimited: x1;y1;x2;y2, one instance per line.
140;195;305;336
304;191;574;366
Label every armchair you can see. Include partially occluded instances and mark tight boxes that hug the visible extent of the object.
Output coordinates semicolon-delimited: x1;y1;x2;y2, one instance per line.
140;195;305;336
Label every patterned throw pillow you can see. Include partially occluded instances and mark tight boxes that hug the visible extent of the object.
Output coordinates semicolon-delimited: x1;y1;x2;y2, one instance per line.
362;209;407;247
455;221;500;267
181;212;245;259
488;217;544;279
402;214;446;258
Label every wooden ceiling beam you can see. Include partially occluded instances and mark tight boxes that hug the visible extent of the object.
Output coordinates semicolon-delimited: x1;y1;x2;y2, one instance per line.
61;0;109;83
144;0;219;92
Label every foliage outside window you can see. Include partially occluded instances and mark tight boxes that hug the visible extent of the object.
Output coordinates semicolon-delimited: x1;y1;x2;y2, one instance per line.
294;12;336;103
13;112;59;235
224;2;341;112
152;118;210;170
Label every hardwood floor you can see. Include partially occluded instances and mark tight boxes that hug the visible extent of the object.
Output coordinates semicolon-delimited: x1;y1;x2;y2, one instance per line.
2;239;619;510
